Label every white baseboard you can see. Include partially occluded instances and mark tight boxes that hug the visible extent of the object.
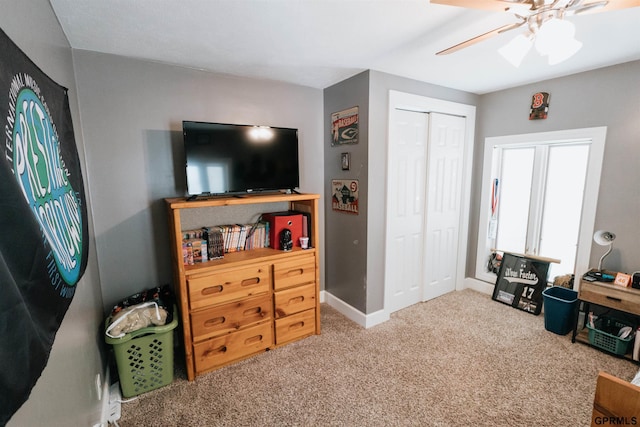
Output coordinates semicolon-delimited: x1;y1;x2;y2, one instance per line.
97;366;111;427
322;291;389;329
464;277;494;295
320;279;493;329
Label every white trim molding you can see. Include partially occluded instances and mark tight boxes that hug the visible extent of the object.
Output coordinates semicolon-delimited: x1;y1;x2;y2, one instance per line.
464;277;494;296
323;291;389;329
475;126;607;285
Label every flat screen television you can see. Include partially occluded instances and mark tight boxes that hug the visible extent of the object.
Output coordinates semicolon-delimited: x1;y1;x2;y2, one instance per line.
183;121;300;196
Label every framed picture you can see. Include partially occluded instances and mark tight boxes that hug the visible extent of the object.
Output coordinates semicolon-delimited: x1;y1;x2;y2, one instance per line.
331;106;359;146
492;252;550;315
341;152;350;171
331;179;359;214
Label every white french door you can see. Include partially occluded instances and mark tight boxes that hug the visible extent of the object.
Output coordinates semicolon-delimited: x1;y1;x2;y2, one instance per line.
494;143;589;280
475;127;607;285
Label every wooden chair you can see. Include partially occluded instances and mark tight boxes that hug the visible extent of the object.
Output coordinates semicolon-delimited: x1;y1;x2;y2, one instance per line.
591;371;640;426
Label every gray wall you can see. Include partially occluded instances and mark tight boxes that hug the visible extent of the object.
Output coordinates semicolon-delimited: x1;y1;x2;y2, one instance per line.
469;61;640;277
323;70;479;314
72;51;325;309
2;1;105;426
323;71;370;313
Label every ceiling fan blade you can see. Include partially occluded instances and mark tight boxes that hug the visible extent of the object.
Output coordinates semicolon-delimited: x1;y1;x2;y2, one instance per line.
569;1;610;13
572;0;640;13
436;22;525;55
432;0;639;12
430;0;533;12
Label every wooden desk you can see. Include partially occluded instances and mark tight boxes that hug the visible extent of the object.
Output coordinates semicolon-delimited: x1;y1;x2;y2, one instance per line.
572;276;640;361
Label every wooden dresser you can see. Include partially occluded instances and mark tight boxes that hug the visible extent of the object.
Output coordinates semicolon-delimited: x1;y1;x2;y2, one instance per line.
166;193;320;380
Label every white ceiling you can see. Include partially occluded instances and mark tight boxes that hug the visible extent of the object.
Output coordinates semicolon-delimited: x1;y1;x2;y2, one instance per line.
49;0;640;94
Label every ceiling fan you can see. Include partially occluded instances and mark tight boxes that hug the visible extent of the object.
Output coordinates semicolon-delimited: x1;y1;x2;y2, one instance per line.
433;0;640;61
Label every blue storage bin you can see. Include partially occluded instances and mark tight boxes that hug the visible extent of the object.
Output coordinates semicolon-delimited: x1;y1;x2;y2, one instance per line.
542;286;578;335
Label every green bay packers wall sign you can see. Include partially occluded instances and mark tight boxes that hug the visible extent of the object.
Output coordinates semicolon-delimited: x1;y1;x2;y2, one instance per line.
1;28;88;424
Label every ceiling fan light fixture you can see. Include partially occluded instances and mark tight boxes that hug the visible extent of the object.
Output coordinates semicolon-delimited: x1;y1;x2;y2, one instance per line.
534;18;576;55
529;17;582;64
498;33;533;67
547;37;582;64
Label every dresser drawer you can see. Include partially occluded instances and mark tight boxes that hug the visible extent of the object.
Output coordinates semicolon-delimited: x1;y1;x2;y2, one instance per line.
187;264;271;309
191;293;272;342
275;308;315;345
193;320;273;373
273;254;315;291
579;280;640;316
274;283;316;319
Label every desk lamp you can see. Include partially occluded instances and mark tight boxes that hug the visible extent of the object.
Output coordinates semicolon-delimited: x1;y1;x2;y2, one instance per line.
593;230;616;271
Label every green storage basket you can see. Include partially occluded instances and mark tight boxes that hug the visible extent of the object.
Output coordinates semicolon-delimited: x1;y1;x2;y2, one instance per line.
105;306;178;398
586;316;634;356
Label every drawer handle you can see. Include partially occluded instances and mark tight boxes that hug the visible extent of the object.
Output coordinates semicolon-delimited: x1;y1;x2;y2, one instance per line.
605;296;622;302
245;335;263;345
204;345;227;357
204;316;225;327
288;296;304;305
241;277;260;287
289;321;304;331
202;285;223;295
243;306;263;316
285;268;304;277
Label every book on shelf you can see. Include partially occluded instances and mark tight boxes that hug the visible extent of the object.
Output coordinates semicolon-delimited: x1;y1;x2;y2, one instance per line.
184;238;207;263
182;222;270;264
183;240;194;265
201;226;224;260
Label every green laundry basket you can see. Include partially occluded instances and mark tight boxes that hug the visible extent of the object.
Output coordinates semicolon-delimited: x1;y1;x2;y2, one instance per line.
105;306;178;398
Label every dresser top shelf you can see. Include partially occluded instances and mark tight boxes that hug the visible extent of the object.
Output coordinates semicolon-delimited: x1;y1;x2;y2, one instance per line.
166;192;319;209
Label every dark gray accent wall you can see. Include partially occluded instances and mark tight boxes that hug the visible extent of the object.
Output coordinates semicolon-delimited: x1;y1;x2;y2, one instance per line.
323;71;370;313
470;60;640;277
71;51;324;310
2;1;105;426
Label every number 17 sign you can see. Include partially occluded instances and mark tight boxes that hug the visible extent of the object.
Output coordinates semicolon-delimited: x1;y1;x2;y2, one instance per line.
492;252;550;315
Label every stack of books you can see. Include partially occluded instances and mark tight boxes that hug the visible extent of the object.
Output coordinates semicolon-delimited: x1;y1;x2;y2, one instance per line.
182;229;209;265
182;221;270;265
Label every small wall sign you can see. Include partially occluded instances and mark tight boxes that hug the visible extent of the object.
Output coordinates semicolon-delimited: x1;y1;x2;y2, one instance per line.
331;106;359;146
341;152;350;171
529;92;550;120
492;252;550;315
331;179;359;214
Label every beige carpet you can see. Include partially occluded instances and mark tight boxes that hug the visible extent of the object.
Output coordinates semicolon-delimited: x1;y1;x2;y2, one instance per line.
117;289;638;426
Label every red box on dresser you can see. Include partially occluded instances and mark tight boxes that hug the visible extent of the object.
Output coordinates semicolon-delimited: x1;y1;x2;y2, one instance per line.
262;211;303;250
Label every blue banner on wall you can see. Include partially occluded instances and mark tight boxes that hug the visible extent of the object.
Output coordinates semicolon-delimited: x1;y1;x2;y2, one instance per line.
0;27;89;424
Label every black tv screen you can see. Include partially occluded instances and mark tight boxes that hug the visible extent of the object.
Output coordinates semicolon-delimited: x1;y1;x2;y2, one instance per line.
183;121;300;196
